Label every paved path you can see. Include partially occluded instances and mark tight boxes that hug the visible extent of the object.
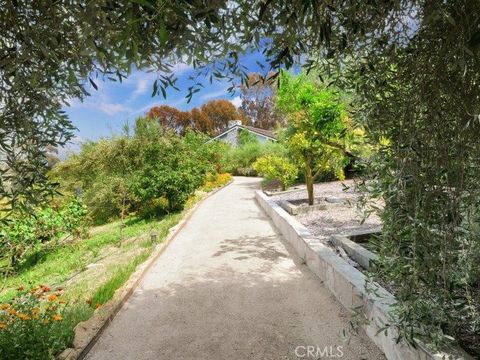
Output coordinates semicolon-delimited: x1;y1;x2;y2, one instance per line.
87;177;383;360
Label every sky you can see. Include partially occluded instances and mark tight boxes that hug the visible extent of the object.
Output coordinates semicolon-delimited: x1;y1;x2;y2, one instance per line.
64;50;268;143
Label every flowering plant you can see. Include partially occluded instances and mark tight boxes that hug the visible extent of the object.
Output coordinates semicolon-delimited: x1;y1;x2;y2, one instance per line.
0;285;73;360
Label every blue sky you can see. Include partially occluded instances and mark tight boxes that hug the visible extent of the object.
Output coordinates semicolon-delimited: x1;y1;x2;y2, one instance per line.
64;50;268;142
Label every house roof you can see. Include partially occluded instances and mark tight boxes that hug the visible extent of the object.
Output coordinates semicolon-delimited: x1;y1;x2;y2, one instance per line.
245;126;276;139
208;124;277;143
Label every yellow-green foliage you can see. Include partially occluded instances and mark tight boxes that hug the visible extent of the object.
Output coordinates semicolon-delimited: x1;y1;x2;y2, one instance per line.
277;72;349;180
202;173;232;192
253;155;298;190
276;72;353;203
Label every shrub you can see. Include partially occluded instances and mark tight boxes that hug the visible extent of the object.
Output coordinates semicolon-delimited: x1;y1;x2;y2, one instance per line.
51;137;141;224
136;197;169;219
221;137;288;176
52;119;225;222
0;198;87;269
0;285;89;360
253;155;298;190
133;131;213;212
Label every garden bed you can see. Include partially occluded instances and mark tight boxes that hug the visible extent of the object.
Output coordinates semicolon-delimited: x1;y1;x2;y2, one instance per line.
268;180;479;358
271;180;381;242
331;230;380;270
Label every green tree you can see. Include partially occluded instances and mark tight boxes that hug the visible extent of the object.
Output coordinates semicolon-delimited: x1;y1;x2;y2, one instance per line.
277;73;350;205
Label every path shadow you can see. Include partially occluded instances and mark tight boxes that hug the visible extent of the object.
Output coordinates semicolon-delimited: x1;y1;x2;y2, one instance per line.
212;235;288;262
87;253;383;360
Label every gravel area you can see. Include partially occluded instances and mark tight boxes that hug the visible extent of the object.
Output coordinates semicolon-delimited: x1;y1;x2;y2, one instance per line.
271;179;358;202
271;180;382;242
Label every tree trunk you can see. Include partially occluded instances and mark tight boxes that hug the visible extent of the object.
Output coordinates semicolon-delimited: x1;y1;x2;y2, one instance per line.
305;165;314;205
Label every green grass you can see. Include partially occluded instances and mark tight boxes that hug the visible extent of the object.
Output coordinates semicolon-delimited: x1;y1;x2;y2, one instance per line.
89;252;150;307
0;213;182;302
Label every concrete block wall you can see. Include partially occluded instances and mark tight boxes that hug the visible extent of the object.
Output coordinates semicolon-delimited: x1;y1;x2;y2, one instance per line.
255;190;471;360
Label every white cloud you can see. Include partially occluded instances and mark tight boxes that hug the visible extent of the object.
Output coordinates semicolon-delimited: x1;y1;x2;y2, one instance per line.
132;78;149;97
65;97;132;116
98;103;132;116
231;96;242;108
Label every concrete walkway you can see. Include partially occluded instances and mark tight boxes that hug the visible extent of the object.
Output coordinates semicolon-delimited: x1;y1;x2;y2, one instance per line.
87;177;383;360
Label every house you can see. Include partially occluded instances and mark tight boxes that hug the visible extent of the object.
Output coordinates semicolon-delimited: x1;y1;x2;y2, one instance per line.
208;120;276;146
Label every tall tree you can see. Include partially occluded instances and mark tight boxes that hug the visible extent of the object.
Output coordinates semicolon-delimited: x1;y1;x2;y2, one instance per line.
201;99;245;134
240;72;284;130
190;108;213;135
146;105;191;135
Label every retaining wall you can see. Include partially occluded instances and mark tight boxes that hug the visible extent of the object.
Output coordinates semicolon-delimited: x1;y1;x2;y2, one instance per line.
255;190;471;360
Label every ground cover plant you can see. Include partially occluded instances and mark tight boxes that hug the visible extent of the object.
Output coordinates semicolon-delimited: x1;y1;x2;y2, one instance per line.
0;214;177;359
0;285;90;360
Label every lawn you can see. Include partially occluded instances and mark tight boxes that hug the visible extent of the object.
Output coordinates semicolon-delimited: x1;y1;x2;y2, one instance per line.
0;213;181;304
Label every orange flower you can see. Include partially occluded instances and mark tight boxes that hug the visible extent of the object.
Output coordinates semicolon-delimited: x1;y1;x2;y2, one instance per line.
17;313;30;321
0;322;6;330
8;308;17;316
31;308;40;315
95;303;102;309
59;300;66;304
16;285;24;291
47;294;58;302
0;304;10;310
52;314;63;321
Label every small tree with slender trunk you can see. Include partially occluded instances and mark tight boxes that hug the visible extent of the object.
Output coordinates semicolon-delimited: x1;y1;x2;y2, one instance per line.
277;72;349;205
